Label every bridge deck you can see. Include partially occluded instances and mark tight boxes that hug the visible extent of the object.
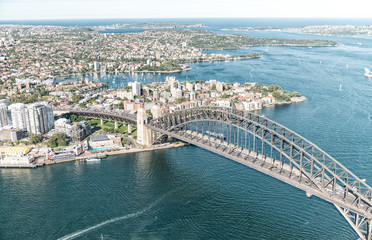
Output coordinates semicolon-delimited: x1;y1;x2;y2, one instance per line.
167;129;371;218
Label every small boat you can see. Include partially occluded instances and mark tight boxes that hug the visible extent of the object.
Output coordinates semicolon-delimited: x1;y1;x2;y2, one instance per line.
339;84;342;91
364;68;372;78
85;158;101;162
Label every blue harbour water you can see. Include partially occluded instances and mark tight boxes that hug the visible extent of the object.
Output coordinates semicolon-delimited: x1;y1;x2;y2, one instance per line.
1;18;372;239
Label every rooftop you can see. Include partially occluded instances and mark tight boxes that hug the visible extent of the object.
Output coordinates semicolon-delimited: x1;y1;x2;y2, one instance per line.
90;135;110;142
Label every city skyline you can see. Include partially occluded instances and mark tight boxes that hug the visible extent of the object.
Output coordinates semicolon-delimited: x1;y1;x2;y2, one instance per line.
1;0;372;20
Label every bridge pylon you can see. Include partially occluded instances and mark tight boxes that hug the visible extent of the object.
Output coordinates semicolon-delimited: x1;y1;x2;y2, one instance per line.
136;107;152;146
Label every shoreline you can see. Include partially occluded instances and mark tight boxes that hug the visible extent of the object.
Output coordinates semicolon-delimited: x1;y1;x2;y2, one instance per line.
52;56;261;80
44;142;188;166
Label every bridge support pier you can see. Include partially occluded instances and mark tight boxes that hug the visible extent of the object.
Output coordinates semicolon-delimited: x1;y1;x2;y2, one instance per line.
114;121;118;129
128;124;132;134
137;108;152;146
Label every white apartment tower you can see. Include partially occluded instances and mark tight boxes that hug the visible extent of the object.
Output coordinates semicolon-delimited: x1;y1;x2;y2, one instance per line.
0;103;8;127
94;61;100;71
9;103;27;130
25;102;54;134
132;81;141;97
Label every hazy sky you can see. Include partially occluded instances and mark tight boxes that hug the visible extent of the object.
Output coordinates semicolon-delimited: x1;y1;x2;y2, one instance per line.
1;0;372;20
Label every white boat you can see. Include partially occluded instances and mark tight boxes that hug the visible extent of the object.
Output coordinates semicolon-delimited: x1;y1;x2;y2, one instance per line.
339;84;342;91
364;68;372;78
85;158;101;162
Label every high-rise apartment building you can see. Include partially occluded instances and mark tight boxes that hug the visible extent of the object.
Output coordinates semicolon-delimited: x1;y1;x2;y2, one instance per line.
25;102;54;134
9;103;27;130
0;103;9;127
132;81;141;97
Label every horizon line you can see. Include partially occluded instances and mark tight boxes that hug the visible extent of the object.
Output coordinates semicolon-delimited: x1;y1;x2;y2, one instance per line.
1;17;372;21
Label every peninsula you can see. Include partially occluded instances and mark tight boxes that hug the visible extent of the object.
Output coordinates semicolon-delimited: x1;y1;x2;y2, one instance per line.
0;25;340;80
223;25;372;36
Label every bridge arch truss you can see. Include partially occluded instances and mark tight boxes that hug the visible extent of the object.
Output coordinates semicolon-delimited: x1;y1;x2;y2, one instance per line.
148;107;372;240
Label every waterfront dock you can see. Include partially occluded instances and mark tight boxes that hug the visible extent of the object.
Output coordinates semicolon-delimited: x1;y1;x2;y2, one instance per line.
0;143;188;168
0;162;45;168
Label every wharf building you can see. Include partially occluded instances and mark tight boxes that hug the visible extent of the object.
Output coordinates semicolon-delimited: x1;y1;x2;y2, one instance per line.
0;147;34;165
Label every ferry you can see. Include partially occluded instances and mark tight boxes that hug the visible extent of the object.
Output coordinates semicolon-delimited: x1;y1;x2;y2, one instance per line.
364;68;372;78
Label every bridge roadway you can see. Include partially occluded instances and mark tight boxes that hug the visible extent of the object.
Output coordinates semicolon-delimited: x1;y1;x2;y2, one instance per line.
55;107;372;239
178;130;370;214
53;108;137;124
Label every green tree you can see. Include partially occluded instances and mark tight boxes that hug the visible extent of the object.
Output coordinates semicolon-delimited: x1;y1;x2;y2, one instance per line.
268;85;282;92
272;91;291;102
29;133;43;144
70;114;85;123
70;114;77;122
288;91;301;98
47;133;67;148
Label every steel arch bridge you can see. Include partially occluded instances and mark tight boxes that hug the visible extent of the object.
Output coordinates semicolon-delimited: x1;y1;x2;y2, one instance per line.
147;107;372;240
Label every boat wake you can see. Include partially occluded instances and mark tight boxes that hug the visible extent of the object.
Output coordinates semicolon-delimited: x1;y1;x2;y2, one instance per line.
57;192;171;240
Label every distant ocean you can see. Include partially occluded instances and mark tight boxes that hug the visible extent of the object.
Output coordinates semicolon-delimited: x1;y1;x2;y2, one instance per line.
1;18;372;28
